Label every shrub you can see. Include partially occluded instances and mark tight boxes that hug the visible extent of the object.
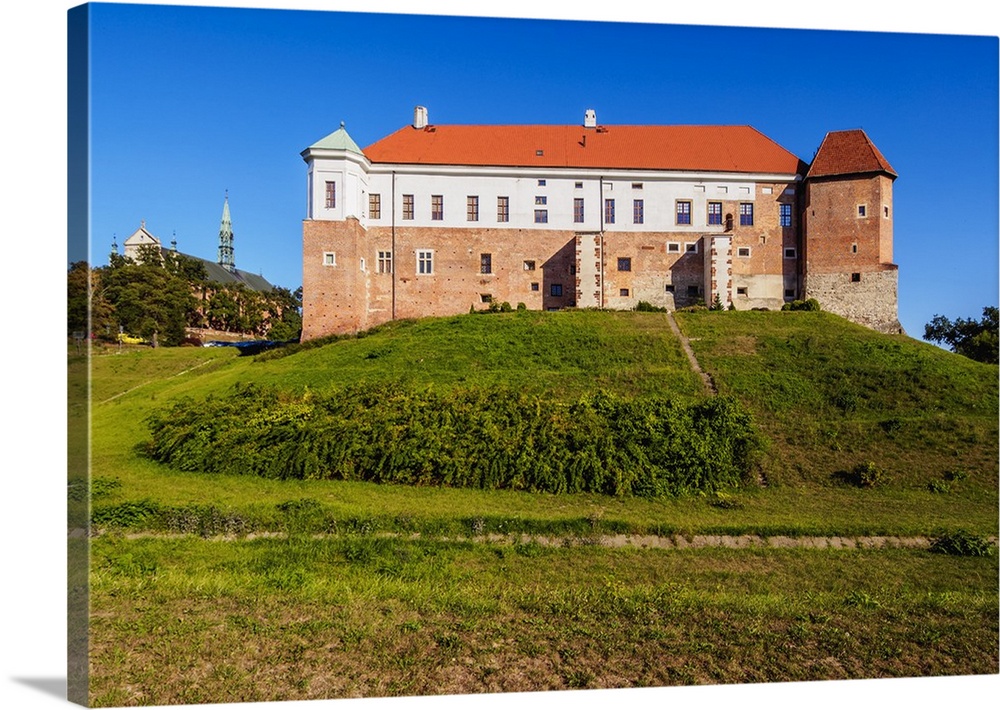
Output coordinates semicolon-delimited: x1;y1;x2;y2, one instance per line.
781;299;821;312
141;383;763;498
929;531;994;557
835;461;889;488
635;301;667;313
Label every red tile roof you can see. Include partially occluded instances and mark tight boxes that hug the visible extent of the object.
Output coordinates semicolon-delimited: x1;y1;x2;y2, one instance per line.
363;124;806;175
806;129;897;179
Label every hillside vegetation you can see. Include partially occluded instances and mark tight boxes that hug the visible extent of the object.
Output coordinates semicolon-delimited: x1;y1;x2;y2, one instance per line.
85;308;998;705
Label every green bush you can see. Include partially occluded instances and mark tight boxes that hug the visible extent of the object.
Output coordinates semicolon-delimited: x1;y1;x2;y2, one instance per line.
929;531;994;557
634;301;667;313
141;383;763;498
835;461;889;488
781;299;821;312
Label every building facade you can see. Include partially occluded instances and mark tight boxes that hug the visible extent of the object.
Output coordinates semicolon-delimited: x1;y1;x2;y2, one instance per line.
300;108;900;340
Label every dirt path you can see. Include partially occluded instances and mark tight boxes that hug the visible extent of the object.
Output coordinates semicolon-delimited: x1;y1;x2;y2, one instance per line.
82;528;976;551
665;312;716;395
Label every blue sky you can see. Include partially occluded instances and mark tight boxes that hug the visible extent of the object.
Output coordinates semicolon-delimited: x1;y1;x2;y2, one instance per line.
79;2;998;337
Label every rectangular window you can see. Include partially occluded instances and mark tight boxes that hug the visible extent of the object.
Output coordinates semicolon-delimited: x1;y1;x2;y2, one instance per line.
534;209;548;223
575;182;583;189
851;273;861;282
620;288;629;297
687;285;699;297
467;196;479;221
535;196;547;205
574;198;585;223
685;242;699;254
537;179;546;186
523;260;536;271
377;250;393;274
480;253;492;274
633;199;644;224
604;198;615;224
737;247;751;257
402;194;414;220
708;202;722;225
667;242;681;254
676;200;692;225
531;282;539;291
550;284;563;297
883;205;890;218
323;251;336;266
736;287;748;296
739;202;754;226
369;193;381;219
852;243;858;254
857;204;867;217
481;294;493;303
497;196;509;223
417;250;433;275
784;288;796;298
431;195;444;221
784;247;797;259
632;182;643;190
665;284;675;293
325;181;336;209
617;257;631;272
779;203;792;227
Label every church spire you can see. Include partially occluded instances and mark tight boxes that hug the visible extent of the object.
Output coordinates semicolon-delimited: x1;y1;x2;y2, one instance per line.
218;191;235;271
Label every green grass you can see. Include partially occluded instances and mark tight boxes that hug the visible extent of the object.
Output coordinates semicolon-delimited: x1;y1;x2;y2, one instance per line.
83;308;999;704
88;534;998;705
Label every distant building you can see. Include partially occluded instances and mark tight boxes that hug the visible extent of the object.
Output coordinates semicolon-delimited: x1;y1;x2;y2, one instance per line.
118;194;273;291
300;108;900;340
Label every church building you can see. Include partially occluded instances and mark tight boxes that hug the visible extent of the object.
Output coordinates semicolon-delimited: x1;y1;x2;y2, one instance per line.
300;107;900;340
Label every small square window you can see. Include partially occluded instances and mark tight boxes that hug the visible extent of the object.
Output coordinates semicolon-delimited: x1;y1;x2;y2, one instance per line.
575;182;583;189
531;282;539;291
481;294;492;303
737;247;751;258
784;248;797;259
687;285;700;297
620;288;629;297
851;273;861;283
667;242;681;254
537;178;546;185
323;252;336;266
617;257;631;271
685;242;698;254
523;260;536;271
665;284;675;293
534;209;548;223
535;196;547;205
736;287;748;296
784;289;796;298
551;284;563;297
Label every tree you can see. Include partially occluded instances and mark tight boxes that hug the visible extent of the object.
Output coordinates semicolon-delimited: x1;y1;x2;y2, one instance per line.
924;306;998;364
67;261;114;338
101;261;199;346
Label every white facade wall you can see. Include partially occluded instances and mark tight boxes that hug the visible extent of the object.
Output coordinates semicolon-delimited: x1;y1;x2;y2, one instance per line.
305;155;797;233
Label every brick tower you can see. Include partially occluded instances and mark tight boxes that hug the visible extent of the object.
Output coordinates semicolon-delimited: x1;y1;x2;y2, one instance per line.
801;130;902;333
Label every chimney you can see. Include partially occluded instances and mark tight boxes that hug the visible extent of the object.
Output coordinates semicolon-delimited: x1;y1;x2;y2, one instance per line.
413;106;428;129
584;108;597;129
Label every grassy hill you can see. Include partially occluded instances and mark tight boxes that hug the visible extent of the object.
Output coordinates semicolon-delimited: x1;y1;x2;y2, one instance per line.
83;308;998;705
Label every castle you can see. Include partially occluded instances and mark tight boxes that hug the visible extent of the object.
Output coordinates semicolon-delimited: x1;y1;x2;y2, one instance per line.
300;108;900;340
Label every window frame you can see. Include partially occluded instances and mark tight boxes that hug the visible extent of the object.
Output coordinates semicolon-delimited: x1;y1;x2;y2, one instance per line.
497;196;510;223
708;201;723;226
322;251;336;266
377;250;393;274
467;195;479;222
431;194;444;221
573;197;585;223
369;193;381;219
402;194;414;220
480;252;492;275
534;209;548;224
604;198;615;224
324;181;336;209
617;257;631;272
739;202;754;226
675;199;692;225
779;202;792;227
633;198;644;224
416;249;434;275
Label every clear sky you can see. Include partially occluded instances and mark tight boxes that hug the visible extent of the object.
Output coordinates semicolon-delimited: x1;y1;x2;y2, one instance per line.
80;2;998;337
